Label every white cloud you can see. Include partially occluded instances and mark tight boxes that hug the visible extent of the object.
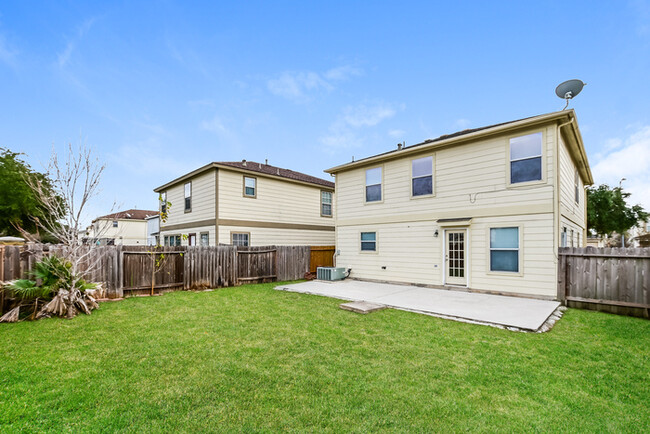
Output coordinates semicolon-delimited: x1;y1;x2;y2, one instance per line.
591;126;650;210
342;103;396;128
323;65;362;81
267;71;331;101
454;118;471;129
113;140;199;177
201;114;230;135
388;129;405;139
0;32;17;67
319;102;400;152
57;17;95;68
267;65;362;102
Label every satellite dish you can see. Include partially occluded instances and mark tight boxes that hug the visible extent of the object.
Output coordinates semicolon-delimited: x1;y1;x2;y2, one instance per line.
555;79;586;109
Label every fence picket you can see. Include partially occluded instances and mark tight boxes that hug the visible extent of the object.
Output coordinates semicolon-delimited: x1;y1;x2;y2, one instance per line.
559;247;650;318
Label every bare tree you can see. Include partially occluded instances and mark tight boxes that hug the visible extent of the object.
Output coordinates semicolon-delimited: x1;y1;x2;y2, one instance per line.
24;143;114;318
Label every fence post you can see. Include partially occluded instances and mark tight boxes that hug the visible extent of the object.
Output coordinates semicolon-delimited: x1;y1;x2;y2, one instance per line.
116;245;124;298
557;248;567;303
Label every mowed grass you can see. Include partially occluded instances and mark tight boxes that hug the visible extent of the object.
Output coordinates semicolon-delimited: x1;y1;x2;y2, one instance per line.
1;282;649;432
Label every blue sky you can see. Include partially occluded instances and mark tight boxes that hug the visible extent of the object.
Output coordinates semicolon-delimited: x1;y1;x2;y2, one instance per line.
1;1;649;222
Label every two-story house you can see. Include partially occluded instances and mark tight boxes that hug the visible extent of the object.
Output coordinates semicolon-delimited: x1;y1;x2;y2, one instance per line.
154;160;335;246
325;110;593;299
87;209;158;245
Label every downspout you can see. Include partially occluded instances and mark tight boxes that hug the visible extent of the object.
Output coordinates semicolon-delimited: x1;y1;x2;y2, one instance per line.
556;117;574;301
331;173;337;267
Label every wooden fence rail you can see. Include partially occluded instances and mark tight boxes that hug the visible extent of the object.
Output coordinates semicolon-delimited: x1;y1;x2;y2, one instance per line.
558;247;650;318
0;244;314;301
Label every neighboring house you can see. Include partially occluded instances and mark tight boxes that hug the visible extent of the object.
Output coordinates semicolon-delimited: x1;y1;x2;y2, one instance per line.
87;209;158;245
153;160;335;247
629;219;650;247
325;109;593;300
586;236;605;248
146;215;160;246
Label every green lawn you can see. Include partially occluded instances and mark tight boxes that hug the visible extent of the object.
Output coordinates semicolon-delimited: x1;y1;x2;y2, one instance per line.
1;282;648;432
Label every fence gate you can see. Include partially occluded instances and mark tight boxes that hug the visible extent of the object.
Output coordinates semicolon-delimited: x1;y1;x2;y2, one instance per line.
309;246;336;273
236;247;277;284
122;247;185;294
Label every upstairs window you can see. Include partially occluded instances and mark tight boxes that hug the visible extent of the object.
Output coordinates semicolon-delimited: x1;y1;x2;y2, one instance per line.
361;232;376;251
510;132;542;184
184;182;192;212
244;176;256;198
232;232;249;246
574;169;580;204
412;156;433;196
365;167;382;202
112;221;118;228
321;191;332;217
490;227;519;272
160;191;167;214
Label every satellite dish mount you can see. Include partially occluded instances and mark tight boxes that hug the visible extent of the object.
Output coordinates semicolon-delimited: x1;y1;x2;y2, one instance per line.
555;79;586;110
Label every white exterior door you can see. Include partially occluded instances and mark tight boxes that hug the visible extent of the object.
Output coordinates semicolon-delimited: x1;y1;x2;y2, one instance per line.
445;229;467;286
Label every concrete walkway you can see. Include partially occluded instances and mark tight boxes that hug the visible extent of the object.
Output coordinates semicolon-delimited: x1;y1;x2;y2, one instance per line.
275;280;561;331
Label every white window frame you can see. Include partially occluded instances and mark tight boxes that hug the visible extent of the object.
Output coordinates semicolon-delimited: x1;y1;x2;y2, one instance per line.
184;182;192;212
160;191;167;214
364;166;383;203
360;231;377;252
574;169;580;204
243;176;257;198
231;232;250;247
411;155;434;198
488;226;522;275
112;220;118;228
200;232;209;247
321;190;333;217
507;131;545;186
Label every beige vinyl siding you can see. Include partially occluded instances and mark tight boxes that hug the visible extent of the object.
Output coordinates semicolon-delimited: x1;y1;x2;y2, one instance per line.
162;170;216;226
336;214;556;298
469;214;556;298
219;225;334;246
218;170;334;226
336;221;441;284
560;217;584;248
92;219;149;245
336;126;556;225
558;134;586;229
160;225;216;247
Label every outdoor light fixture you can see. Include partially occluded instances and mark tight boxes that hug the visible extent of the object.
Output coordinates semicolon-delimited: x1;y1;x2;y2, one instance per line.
434;230;439;237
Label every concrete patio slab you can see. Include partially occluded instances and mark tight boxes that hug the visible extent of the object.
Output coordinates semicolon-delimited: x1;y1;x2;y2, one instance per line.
275;280;561;331
339;301;387;314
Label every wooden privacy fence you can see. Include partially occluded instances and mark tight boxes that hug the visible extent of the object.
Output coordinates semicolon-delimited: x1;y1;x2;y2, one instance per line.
558;247;650;318
0;244;315;299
